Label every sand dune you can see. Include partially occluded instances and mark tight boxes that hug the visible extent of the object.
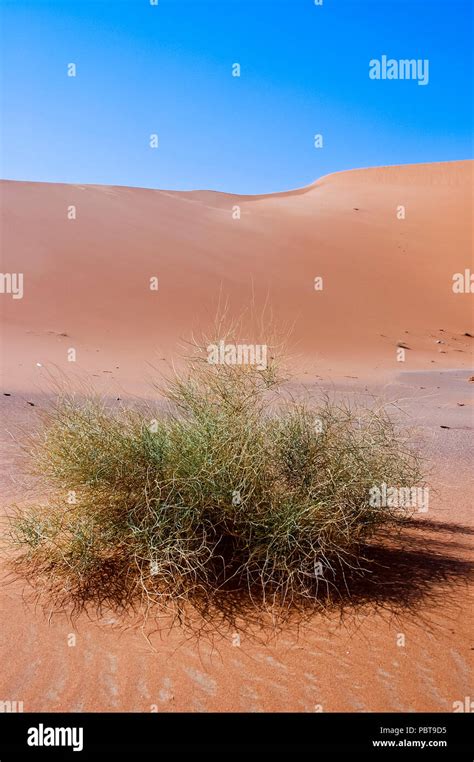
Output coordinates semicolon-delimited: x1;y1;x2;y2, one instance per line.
1;160;472;393
0;161;473;713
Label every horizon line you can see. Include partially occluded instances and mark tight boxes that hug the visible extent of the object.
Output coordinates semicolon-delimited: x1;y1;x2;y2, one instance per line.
1;158;472;200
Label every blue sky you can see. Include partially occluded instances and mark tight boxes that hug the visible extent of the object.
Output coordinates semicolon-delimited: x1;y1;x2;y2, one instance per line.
0;0;472;193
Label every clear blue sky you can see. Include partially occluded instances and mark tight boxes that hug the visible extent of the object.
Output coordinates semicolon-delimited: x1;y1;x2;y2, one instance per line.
0;0;472;194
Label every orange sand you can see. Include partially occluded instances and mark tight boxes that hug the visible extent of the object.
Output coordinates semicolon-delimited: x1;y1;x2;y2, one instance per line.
1;160;472;395
0;161;472;711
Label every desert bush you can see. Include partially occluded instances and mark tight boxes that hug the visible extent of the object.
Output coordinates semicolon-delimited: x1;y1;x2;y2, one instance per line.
7;342;424;617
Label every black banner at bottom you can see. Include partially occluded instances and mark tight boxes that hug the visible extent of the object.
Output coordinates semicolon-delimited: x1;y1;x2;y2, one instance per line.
0;712;471;758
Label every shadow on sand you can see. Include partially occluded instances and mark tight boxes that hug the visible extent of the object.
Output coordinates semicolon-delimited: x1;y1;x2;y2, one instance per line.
5;517;473;645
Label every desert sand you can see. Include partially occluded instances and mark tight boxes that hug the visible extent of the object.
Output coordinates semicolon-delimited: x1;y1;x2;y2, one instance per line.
0;160;472;711
0;160;472;393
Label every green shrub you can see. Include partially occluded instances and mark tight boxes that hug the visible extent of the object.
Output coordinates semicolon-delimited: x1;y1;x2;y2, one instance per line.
7;342;424;617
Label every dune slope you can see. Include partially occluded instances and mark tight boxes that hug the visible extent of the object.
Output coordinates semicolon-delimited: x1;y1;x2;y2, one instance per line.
1;160;472;392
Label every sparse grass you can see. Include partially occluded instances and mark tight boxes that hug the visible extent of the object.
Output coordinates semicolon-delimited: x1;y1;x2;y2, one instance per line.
6;334;425;622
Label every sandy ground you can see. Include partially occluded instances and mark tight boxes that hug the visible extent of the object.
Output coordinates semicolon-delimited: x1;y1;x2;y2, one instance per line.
0;161;472;711
0;371;472;712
